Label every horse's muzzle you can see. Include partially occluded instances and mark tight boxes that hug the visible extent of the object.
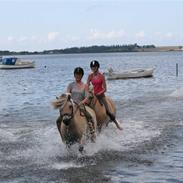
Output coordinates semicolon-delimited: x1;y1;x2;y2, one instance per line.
62;114;72;126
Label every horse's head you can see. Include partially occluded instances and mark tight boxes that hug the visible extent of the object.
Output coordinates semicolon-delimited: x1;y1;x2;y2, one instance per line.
52;93;74;126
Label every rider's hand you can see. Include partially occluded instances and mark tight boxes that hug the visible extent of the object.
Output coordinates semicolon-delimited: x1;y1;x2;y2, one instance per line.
78;101;84;106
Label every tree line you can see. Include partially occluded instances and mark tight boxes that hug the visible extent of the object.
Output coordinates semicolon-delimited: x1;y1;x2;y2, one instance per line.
0;44;156;56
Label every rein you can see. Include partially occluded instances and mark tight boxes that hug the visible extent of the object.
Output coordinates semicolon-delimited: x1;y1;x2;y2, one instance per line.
87;92;97;108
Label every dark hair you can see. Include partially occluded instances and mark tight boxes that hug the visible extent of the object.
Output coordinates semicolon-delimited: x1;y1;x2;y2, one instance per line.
74;67;84;76
90;60;100;68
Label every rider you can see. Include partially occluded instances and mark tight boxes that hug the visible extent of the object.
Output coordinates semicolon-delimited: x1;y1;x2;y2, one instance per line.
57;67;96;140
87;60;122;130
67;67;88;105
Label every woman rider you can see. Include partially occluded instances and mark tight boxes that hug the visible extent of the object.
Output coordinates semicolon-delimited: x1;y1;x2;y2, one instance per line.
56;67;96;140
87;60;122;130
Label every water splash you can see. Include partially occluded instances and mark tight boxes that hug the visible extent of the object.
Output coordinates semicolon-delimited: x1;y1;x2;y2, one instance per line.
84;120;161;156
169;87;183;98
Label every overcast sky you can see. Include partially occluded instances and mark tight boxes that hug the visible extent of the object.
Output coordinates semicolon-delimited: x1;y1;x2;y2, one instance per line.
0;0;182;51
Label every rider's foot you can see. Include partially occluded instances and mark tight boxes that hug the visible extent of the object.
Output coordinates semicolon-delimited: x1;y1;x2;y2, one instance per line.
114;120;123;130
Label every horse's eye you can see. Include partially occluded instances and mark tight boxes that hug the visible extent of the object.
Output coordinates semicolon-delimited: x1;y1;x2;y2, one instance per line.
69;105;72;109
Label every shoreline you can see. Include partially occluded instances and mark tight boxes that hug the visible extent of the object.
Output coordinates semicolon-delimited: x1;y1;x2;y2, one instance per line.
0;46;183;56
136;46;183;52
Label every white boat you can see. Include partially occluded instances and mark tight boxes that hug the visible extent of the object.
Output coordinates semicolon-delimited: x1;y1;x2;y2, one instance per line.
0;58;35;69
106;67;155;80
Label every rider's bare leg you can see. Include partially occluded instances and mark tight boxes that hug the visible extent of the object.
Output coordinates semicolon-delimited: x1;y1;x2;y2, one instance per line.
98;95;123;130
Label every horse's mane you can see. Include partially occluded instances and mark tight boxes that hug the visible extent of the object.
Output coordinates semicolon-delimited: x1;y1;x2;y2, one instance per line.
52;93;71;109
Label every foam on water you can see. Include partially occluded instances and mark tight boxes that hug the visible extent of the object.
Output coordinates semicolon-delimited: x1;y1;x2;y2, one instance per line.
169;87;183;98
0;128;19;142
84;119;161;156
15;125;67;164
0;117;161;170
50;162;84;170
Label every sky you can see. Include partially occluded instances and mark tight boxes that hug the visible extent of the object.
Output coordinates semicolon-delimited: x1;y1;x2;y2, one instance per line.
0;0;183;51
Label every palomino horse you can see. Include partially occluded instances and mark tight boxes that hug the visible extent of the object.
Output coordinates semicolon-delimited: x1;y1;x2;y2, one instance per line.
87;91;122;131
52;93;97;152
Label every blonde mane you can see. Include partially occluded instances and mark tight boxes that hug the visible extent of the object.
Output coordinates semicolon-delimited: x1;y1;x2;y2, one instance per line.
52;93;72;109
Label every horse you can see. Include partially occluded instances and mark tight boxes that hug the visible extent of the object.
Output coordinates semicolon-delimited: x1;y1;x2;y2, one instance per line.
87;91;122;132
52;93;97;152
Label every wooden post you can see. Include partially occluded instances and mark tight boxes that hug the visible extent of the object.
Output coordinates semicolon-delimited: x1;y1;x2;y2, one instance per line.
176;63;178;77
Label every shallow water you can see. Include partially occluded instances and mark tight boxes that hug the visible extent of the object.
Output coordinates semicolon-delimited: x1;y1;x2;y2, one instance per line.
0;52;183;183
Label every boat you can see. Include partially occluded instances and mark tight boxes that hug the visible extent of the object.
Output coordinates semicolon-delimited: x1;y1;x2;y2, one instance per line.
0;57;35;69
106;67;155;80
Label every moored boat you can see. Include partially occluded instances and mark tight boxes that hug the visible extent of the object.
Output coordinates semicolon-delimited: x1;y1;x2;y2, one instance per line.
106;67;155;80
0;57;35;69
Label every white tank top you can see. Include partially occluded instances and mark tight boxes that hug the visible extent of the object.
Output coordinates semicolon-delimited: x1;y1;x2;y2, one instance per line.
67;82;87;104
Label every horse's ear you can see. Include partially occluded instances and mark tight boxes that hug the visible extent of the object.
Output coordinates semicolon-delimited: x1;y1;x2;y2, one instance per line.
60;93;66;98
89;85;94;93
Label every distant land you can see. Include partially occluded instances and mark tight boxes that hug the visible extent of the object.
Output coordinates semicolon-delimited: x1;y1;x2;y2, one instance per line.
0;44;183;56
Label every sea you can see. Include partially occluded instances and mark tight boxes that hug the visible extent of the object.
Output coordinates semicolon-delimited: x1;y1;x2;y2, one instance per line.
0;52;183;183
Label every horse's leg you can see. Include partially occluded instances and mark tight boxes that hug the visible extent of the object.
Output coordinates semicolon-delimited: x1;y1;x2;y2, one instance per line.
66;143;71;150
105;119;110;127
81;106;96;142
78;135;85;153
79;145;84;153
87;121;96;142
56;116;63;137
97;124;103;133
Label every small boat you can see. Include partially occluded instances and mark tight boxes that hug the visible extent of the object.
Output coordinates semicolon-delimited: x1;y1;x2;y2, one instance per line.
106;67;155;80
0;57;35;69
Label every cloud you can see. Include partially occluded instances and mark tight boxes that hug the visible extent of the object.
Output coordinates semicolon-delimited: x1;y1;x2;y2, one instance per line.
135;31;145;38
70;36;80;41
154;32;162;36
7;35;41;43
165;32;173;38
30;35;38;41
7;36;15;42
89;29;125;40
18;36;28;42
154;31;175;40
47;32;60;41
6;32;60;44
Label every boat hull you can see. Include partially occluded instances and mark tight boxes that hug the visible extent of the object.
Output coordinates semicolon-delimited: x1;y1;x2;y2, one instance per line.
0;61;35;69
107;68;154;80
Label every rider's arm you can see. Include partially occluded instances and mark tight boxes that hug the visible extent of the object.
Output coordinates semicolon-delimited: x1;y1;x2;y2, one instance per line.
79;84;89;105
66;83;72;93
102;74;107;92
83;85;90;104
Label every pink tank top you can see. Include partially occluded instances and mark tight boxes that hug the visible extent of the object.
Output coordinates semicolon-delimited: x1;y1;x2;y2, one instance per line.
89;72;104;94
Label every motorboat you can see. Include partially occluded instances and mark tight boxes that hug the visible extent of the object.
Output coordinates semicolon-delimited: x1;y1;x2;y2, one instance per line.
0;57;35;69
106;67;155;80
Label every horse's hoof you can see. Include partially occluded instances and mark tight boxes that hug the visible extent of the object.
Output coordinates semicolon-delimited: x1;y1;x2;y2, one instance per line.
79;145;84;153
91;133;96;143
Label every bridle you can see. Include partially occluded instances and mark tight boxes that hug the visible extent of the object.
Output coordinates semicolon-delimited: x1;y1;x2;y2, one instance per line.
59;95;79;126
58;95;74;125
